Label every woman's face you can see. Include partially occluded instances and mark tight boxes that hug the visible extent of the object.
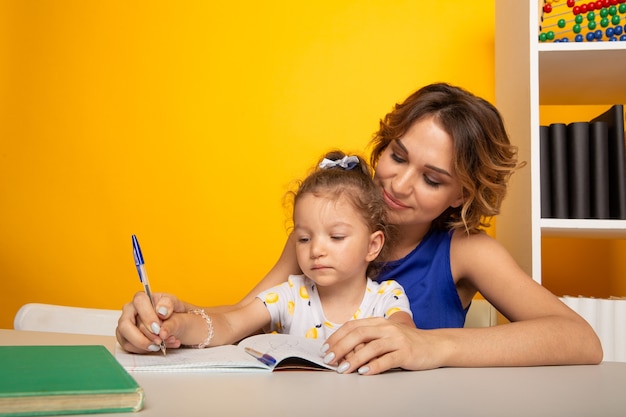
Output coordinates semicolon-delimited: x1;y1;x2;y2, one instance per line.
374;115;464;229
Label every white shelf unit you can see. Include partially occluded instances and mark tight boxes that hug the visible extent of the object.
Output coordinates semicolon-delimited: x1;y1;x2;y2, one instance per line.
494;1;626;283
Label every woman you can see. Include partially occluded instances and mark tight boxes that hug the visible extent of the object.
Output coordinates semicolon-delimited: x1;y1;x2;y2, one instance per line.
116;83;602;374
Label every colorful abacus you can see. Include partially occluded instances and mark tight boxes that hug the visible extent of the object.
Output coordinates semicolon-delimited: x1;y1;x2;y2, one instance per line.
539;0;626;42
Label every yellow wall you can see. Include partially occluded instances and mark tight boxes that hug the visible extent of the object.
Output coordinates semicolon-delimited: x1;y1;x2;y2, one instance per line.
0;1;497;328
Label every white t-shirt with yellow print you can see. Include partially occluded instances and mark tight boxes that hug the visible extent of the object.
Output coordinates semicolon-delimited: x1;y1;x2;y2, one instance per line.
256;274;412;340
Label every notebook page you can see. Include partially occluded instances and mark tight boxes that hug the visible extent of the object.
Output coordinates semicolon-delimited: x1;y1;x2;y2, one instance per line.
114;343;268;372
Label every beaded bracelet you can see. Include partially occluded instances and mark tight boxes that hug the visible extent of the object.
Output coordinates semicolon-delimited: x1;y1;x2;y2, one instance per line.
187;309;214;348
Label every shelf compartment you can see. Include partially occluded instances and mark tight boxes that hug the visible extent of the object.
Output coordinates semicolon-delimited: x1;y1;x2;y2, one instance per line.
541;218;626;238
539;43;626;106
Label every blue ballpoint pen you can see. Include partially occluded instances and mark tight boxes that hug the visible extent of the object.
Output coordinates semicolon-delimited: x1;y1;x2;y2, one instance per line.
132;234;167;356
244;347;277;367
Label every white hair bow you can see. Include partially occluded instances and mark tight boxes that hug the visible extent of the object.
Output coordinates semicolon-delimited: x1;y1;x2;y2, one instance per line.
318;155;359;170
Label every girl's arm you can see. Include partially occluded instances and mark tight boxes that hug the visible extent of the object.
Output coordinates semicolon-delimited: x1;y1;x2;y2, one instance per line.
115;232;300;353
387;311;415;327
160;298;271;347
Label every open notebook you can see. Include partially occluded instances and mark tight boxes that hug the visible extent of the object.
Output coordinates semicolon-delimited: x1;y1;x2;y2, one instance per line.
115;333;338;372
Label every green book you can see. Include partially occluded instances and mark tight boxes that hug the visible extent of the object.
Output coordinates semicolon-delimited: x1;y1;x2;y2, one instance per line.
0;345;144;416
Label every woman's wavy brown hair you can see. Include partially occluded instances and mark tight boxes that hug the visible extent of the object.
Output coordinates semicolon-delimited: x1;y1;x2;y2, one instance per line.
369;83;524;234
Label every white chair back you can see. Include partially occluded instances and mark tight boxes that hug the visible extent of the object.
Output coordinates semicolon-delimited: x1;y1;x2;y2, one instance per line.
560;296;626;362
14;303;121;336
464;299;498;328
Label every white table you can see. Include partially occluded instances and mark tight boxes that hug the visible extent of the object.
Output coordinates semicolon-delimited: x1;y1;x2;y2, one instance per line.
2;329;625;417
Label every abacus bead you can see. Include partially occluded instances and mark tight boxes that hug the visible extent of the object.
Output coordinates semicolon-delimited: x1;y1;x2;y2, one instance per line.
614;25;623;34
601;17;610;26
595;29;603;38
544;3;553;12
610;0;618;4
539;33;548;42
576;14;584;23
581;4;588;12
620;3;626;12
600;7;609;17
589;20;597;29
604;0;611;6
547;31;555;40
574;6;581;14
558;18;567;28
606;27;615;36
568;0;576;5
574;23;582;32
612;15;621;25
575;33;584;41
587;11;596;20
621;34;626;40
586;31;596;40
609;5;618;14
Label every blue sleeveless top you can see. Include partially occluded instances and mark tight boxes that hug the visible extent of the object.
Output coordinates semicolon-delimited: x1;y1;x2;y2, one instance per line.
375;228;467;329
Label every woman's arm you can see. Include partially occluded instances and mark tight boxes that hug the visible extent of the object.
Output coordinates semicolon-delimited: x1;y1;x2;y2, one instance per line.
211;232;301;311
322;233;602;374
442;232;603;367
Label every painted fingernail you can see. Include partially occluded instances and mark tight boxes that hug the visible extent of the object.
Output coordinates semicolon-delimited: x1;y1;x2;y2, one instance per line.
151;322;161;335
157;306;168;316
337;362;350;374
358;366;370;375
320;343;329;354
323;352;335;364
148;344;161;352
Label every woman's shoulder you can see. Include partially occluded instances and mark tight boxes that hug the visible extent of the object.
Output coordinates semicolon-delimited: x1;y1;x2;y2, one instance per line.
450;229;496;246
450;229;507;262
449;229;516;274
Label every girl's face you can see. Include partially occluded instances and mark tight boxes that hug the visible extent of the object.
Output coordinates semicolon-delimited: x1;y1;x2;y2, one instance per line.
293;193;383;288
374;115;464;229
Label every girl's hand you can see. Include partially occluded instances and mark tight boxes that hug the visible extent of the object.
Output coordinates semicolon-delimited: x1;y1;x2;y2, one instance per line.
322;318;442;375
115;291;186;354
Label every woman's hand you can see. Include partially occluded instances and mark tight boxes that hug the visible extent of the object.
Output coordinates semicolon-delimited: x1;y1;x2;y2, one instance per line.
115;291;187;354
322;318;442;375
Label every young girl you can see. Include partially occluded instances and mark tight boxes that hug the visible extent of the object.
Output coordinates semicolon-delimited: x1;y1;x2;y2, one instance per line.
154;151;414;349
117;83;602;374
